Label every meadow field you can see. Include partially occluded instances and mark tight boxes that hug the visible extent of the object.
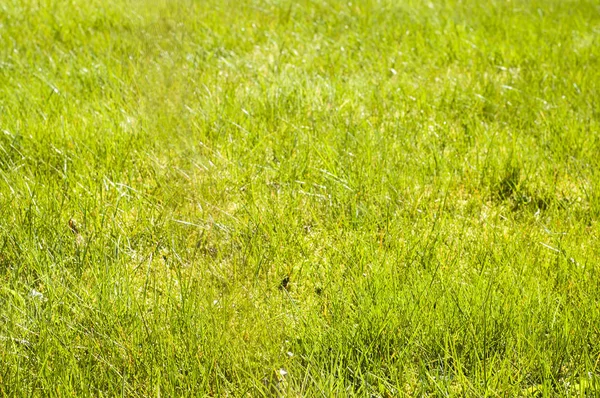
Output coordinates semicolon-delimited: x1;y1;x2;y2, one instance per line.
1;0;599;395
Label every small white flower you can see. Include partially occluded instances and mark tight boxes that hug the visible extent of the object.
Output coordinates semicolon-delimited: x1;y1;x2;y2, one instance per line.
30;289;44;301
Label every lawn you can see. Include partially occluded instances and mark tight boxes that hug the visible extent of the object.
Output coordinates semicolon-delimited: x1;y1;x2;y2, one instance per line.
1;0;599;395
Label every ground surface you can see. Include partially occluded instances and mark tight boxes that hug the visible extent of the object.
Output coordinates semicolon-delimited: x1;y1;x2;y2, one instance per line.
1;0;600;396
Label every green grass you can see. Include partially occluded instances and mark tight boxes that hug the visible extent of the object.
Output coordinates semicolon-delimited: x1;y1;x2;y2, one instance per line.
1;0;599;395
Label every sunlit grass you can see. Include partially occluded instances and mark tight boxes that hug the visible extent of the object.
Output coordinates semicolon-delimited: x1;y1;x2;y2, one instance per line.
1;0;600;395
